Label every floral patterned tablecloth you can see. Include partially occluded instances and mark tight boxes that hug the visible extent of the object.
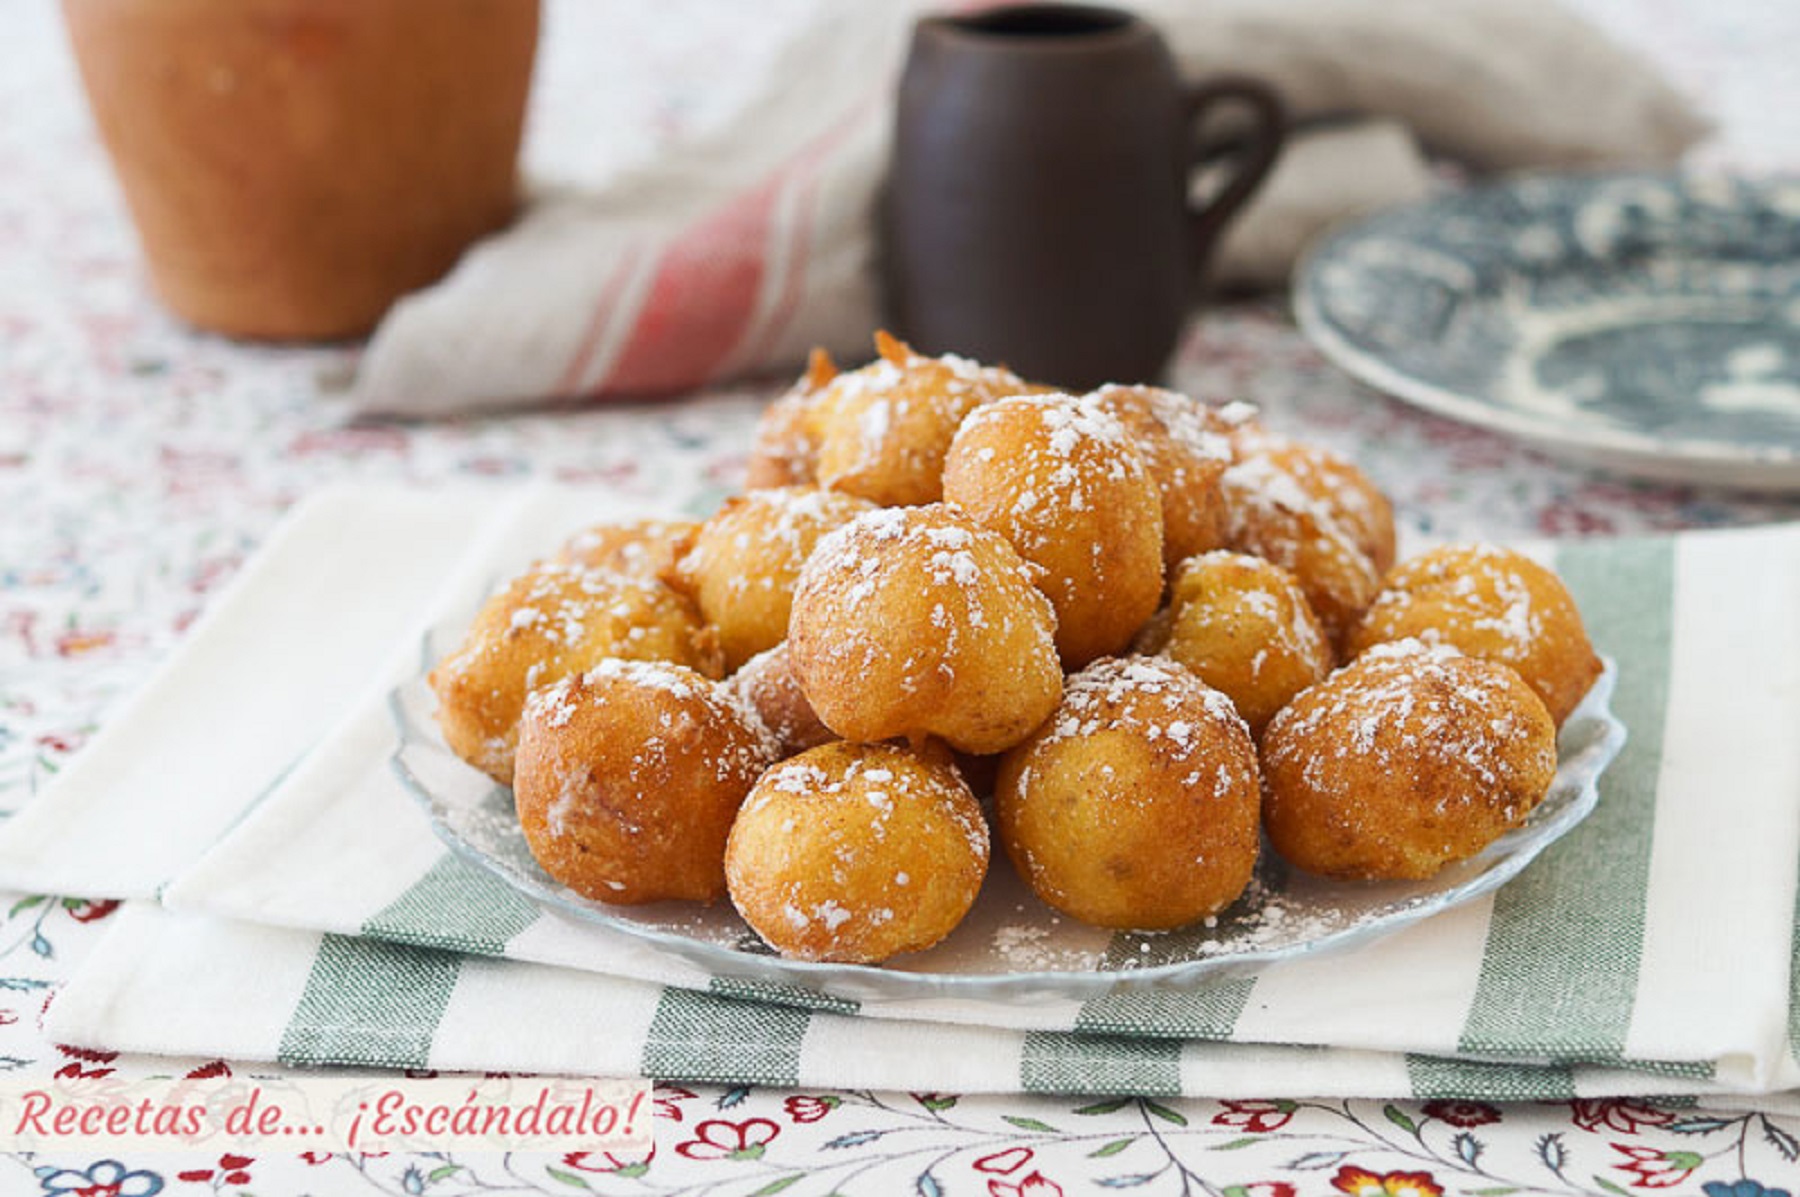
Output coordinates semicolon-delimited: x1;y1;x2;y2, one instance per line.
6;0;1800;1192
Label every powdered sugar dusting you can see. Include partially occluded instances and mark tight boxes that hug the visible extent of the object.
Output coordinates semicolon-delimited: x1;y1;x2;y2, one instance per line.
541;658;781;784
794;503;1058;685
463;561;698;661
1265;638;1554;816
1042;656;1250;757
954;394;1143;531
1362;542;1548;654
1091;383;1237;463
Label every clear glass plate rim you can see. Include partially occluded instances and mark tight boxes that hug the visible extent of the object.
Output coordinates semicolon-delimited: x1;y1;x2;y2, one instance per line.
387;649;1626;1002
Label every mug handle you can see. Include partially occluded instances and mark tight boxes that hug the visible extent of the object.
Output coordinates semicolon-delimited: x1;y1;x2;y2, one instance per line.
1184;76;1287;274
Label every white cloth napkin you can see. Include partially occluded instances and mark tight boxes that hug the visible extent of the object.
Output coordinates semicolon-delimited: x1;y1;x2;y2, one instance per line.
349;0;1709;417
0;487;515;899
11;485;1800;1097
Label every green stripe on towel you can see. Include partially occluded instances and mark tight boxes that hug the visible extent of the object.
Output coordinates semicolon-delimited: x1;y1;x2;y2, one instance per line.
1072;979;1258;1041
1611;1058;1716;1082
362;853;542;956
642;988;810;1085
277;934;462;1069
1457;537;1674;1063
1791;837;1800;1070
1020;1031;1183;1096
1406;1054;1575;1102
707;976;861;1016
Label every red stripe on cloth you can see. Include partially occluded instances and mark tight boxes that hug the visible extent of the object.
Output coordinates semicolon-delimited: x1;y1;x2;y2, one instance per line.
729;168;825;377
596;89;885;397
554;241;646;396
721;89;890;380
596;177;782;395
725;87;890;379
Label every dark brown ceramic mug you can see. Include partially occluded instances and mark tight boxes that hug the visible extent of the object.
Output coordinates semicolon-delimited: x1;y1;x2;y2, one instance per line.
884;3;1285;389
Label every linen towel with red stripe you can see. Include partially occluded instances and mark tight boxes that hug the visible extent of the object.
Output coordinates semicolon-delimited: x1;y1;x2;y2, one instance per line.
349;0;1707;418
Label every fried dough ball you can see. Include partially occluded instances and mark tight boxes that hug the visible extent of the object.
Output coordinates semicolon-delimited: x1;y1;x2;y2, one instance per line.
813;331;1031;507
788;504;1062;755
553;517;699;580
513;659;777;904
725;741;989;962
1087;384;1236;573
942;393;1164;668
1220;447;1383;649
1262;641;1557;881
996;656;1261;930
1345;543;1602;726
727;641;835;760
429;562;723;784
1232;428;1397;574
1159;551;1334;737
745;348;840;488
669;485;877;672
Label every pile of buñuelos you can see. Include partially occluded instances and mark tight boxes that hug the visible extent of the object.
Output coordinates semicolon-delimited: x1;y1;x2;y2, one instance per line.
429;333;1602;965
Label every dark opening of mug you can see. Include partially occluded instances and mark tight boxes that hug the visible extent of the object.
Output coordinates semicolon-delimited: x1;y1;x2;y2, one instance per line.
956;4;1133;39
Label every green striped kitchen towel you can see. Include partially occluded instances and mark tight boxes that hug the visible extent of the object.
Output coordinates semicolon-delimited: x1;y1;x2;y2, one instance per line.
11;488;1800;1095
47;903;1791;1102
149;522;1800;1084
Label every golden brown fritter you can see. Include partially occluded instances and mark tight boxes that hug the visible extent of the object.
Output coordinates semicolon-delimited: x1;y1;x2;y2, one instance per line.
726;741;988;962
996;656;1261;930
1086;384;1237;574
1345;542;1603;726
1158;550;1334;737
669;485;876;672
726;641;836;761
812;331;1032;507
788;504;1063;755
429;561;722;784
744;347;841;488
1261;641;1557;881
513;659;776;903
942;392;1164;668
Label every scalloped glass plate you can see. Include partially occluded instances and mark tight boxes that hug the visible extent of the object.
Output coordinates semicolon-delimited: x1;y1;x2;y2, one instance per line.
1295;172;1800;491
390;652;1623;1004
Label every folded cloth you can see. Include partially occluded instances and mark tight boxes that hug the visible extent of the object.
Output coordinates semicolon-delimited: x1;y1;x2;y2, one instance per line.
0;487;517;899
1210;119;1433;292
349;0;1710;418
48;903;1777;1101
1154;0;1711;170
0;482;727;901
13;486;1800;1096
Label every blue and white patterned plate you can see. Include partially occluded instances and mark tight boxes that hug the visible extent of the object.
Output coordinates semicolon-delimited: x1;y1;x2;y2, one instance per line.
1295;173;1800;491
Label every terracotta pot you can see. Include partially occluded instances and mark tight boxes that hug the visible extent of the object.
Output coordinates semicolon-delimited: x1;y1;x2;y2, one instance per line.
63;0;540;341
